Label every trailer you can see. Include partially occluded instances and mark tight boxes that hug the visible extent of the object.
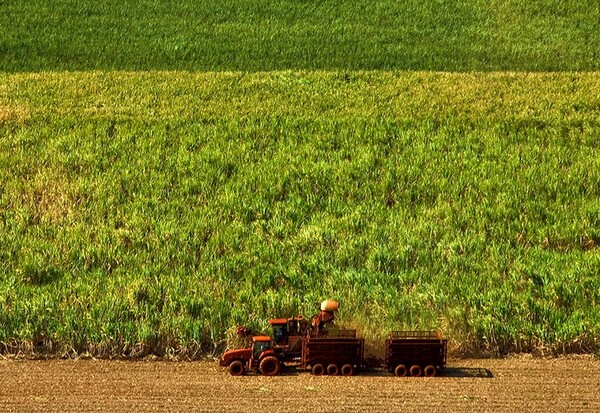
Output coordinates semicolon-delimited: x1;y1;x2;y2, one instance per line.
385;331;447;377
301;329;364;376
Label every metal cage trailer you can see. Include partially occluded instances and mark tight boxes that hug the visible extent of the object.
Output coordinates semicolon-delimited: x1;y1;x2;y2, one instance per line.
301;329;365;376
385;331;447;377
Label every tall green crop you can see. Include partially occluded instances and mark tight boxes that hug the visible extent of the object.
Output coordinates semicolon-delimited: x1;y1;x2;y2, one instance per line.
1;72;599;357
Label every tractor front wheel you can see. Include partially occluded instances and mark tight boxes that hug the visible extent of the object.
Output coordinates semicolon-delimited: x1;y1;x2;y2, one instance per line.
228;360;245;376
259;356;281;376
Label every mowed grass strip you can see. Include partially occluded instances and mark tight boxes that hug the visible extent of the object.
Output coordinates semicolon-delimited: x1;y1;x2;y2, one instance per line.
1;0;599;72
0;71;599;357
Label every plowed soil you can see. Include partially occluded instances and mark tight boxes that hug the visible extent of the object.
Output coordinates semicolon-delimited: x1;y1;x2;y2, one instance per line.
2;357;599;412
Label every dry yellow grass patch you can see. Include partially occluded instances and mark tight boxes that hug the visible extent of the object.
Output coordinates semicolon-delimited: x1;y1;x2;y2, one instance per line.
0;105;29;123
22;173;78;225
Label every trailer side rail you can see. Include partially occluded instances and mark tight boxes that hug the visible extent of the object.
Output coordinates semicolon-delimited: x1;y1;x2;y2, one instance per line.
388;331;441;340
308;329;357;339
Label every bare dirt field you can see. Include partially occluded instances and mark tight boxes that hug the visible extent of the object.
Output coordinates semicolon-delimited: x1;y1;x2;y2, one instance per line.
1;357;599;412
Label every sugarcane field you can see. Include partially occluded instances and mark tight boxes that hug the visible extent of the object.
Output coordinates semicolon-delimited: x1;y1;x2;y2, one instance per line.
1;1;599;412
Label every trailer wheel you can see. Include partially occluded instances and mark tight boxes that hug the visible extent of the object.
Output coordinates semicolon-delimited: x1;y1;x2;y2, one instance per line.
311;363;325;376
410;365;422;377
341;364;354;376
259;356;281;376
424;365;437;377
394;364;408;377
327;364;339;376
228;360;245;376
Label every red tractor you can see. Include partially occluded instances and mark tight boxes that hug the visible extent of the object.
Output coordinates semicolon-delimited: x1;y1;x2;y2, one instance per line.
219;335;282;376
219;301;340;375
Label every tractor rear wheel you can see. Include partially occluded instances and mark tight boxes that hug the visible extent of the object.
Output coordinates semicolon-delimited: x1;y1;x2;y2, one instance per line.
228;360;245;376
311;363;325;376
259;356;281;376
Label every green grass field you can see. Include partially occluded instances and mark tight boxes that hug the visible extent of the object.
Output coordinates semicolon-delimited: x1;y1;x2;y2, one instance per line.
1;0;599;71
1;0;600;357
1;72;599;356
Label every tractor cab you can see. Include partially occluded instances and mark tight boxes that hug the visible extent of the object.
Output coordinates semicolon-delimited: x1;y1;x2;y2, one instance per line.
250;336;281;375
250;336;273;369
252;336;272;358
